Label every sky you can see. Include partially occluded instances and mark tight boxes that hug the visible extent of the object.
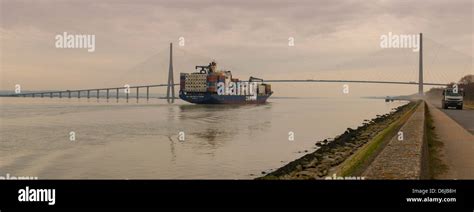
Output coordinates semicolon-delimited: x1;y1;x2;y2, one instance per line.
1;0;472;97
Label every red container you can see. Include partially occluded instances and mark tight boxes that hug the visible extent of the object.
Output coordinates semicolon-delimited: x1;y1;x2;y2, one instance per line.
207;86;216;92
207;74;217;82
265;84;271;93
180;80;185;90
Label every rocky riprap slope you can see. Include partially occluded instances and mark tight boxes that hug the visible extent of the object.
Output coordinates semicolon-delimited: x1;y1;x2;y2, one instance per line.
259;102;415;180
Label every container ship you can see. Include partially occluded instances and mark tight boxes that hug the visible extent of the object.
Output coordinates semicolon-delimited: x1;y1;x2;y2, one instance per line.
179;61;273;104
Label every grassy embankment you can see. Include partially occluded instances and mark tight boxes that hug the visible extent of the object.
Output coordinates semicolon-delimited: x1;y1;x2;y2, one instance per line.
335;101;420;177
464;101;474;109
424;104;448;178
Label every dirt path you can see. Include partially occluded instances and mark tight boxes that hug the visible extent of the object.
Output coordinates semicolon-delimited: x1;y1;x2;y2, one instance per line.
427;103;474;179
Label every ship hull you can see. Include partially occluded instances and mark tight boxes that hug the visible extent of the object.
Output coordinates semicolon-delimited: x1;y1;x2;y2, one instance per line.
179;91;272;104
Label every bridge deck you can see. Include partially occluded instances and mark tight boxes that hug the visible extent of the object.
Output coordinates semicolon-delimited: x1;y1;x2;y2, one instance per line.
1;80;446;98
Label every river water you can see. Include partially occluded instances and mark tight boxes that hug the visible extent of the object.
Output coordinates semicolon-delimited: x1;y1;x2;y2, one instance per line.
0;97;406;179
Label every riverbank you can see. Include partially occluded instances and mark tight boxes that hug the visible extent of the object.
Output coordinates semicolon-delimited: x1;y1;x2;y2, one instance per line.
258;101;418;180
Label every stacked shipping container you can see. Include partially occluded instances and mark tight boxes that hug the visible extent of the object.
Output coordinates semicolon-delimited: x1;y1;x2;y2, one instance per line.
179;62;273;104
182;73;207;92
180;62;272;96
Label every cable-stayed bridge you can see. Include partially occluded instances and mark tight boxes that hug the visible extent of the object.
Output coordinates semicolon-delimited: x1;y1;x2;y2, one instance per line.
2;33;470;103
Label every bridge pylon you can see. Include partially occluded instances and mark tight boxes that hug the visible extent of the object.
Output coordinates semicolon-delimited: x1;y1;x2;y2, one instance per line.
166;43;175;103
418;33;423;96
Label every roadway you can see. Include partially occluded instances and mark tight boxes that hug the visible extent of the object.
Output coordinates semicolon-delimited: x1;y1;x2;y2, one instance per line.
429;100;474;134
426;101;474;179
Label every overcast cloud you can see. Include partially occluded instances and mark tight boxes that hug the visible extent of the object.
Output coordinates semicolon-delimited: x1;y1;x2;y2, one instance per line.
1;0;472;96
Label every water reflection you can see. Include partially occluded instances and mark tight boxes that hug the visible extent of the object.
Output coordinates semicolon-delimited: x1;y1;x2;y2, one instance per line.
178;104;242;150
0;97;407;179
